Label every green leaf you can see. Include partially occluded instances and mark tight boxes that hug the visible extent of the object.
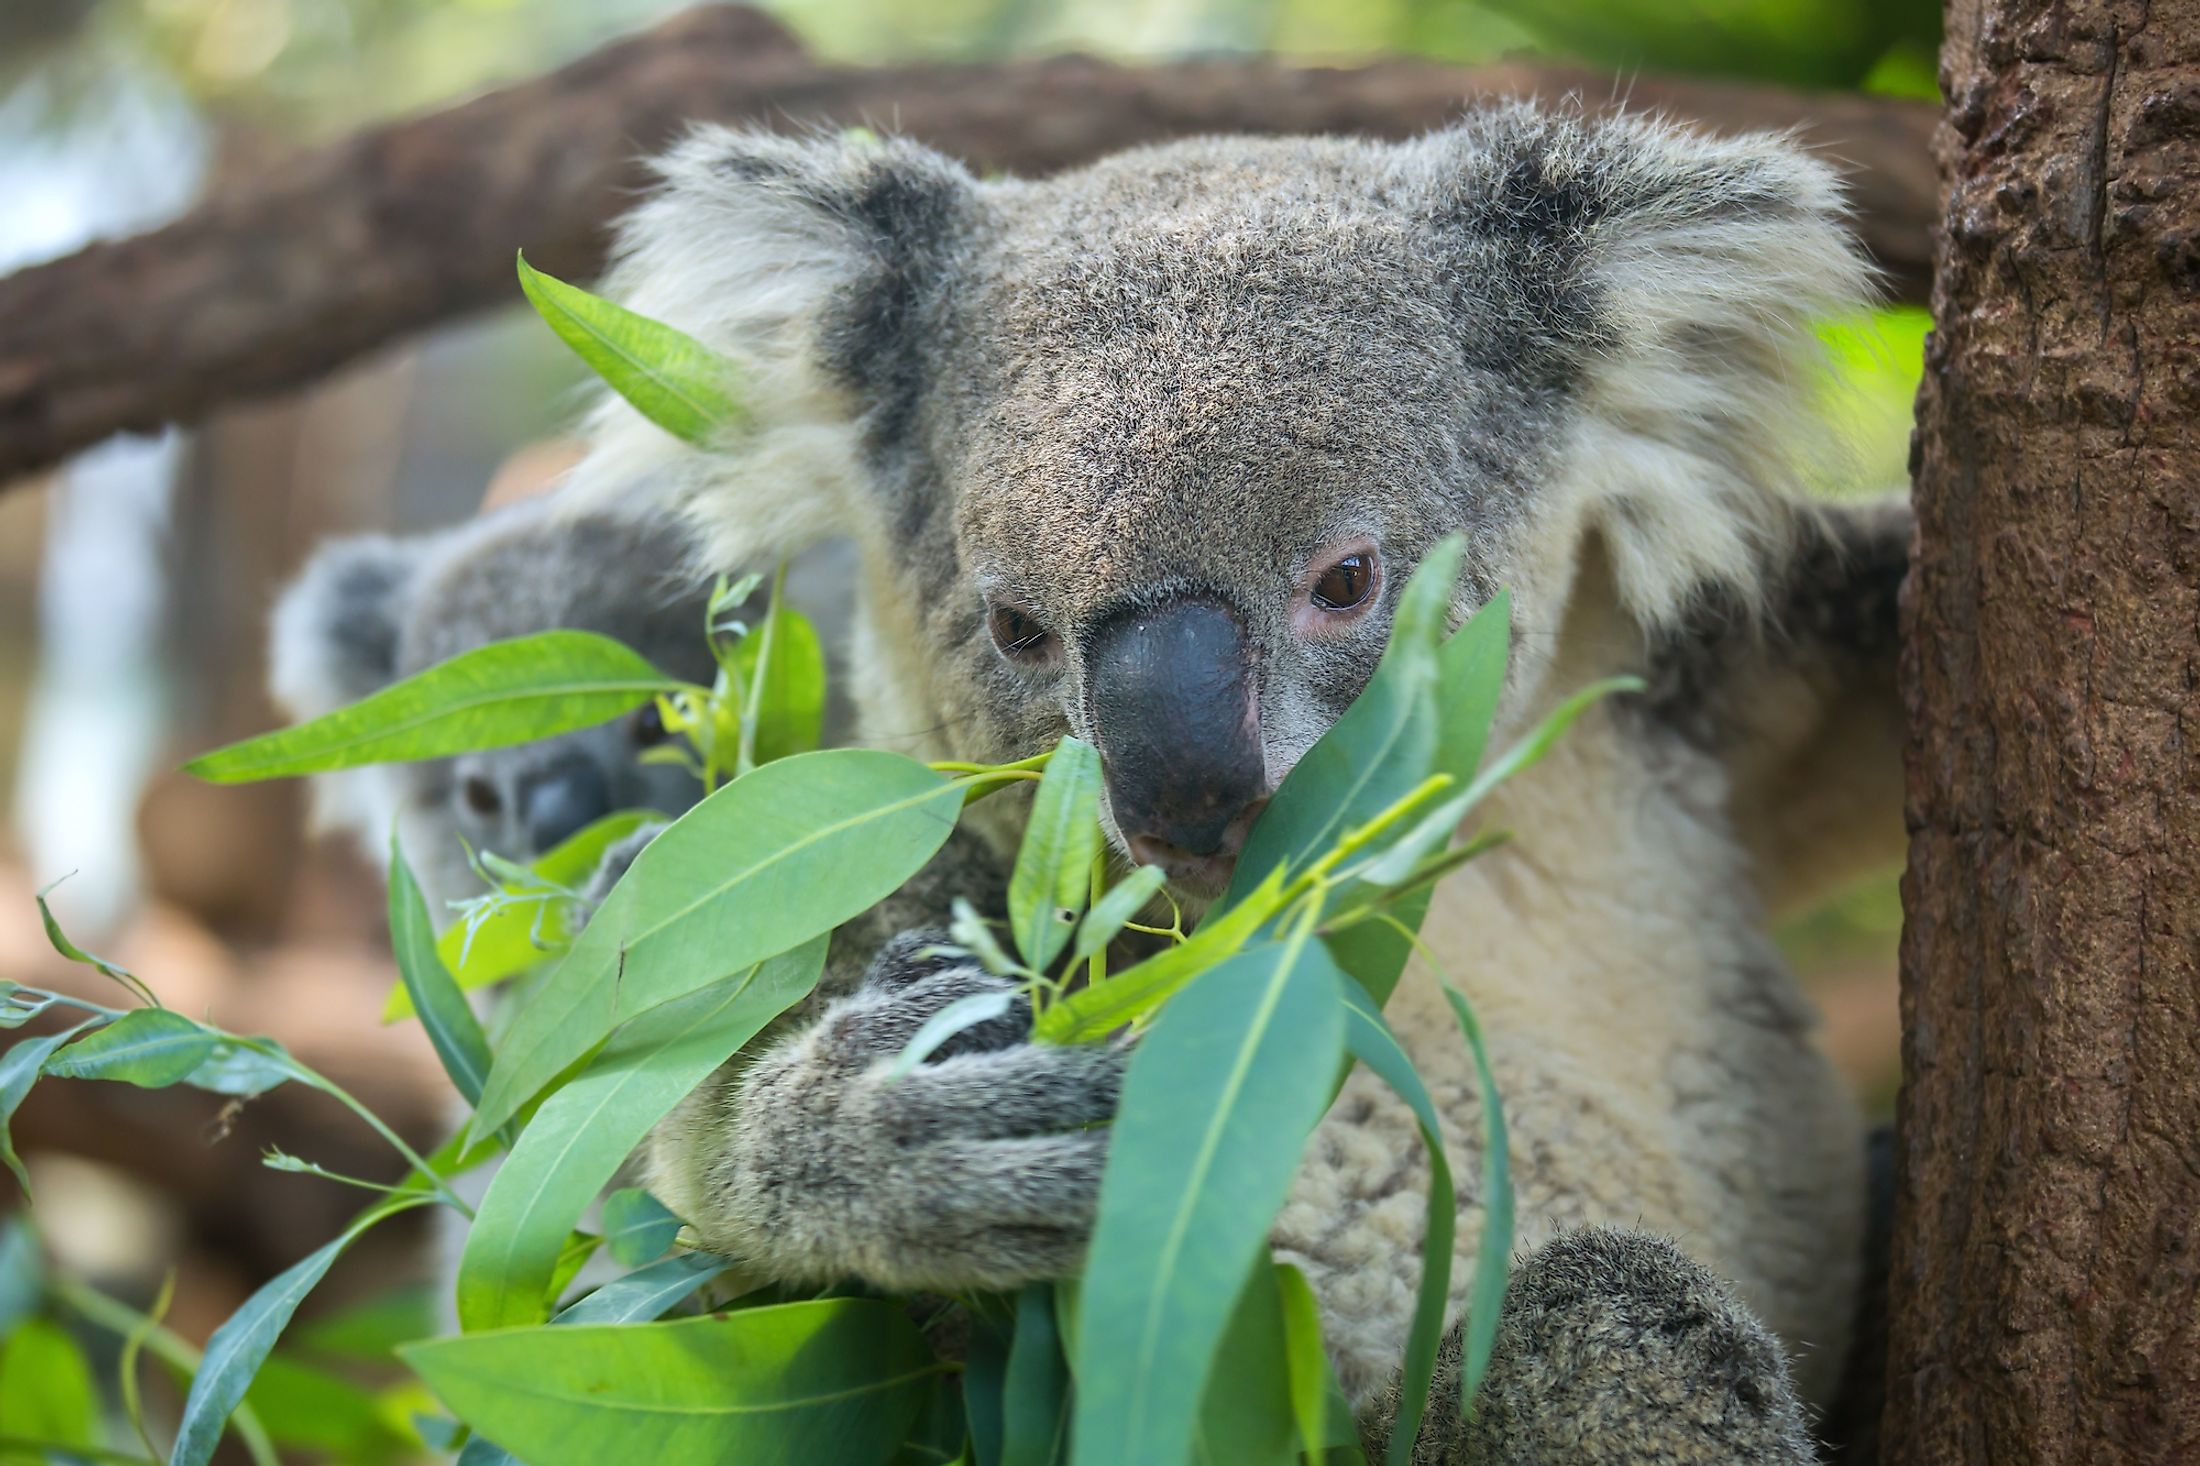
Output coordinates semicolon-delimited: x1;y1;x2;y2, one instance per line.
0;1219;40;1339
184;1038;293;1098
949;897;1022;978
886;989;1016;1082
600;1189;682;1268
458;940;826;1330
1070;933;1347;1466
1000;1284;1070;1466
732;600;827;767
1190;1264;1296;1466
1223;536;1464;908
1034;864;1285;1044
517;254;744;447
245;1355;412;1464
552;1254;724;1327
400;810;659;1015
1442;986;1514;1414
1338;983;1454;1465
173;1195;432;1466
0;1317;99;1450
293;1287;438;1362
4;1020;106;1196
402;1300;941;1466
389;841;493;1108
1070;865;1168;968
1007;737;1103;973
471;750;960;1135
35;888;158;1006
0;986;58;1030
186;631;679;784
1274;1264;1330;1464
963;1303;1011;1466
42;1008;217;1088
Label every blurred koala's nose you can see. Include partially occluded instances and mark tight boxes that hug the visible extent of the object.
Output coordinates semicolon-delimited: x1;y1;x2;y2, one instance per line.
1086;597;1268;874
519;753;610;854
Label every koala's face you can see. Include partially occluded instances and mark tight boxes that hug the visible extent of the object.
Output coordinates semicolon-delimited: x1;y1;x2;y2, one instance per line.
587;111;1861;894
271;507;719;914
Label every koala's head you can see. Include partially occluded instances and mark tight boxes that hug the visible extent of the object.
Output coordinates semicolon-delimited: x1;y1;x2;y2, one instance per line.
565;106;1869;894
269;504;717;912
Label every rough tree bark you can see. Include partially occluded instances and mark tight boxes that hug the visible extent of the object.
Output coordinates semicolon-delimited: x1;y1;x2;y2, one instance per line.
1890;0;2200;1459
0;3;1939;489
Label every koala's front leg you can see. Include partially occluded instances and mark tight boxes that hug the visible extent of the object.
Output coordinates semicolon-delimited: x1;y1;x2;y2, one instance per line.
646;933;1127;1294
1365;1228;1815;1465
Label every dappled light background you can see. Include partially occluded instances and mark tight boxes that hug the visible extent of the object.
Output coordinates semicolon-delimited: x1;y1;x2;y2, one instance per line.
0;0;1924;1449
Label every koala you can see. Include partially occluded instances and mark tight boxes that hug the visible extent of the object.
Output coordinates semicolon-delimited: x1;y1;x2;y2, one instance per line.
267;500;718;921
545;107;1902;1462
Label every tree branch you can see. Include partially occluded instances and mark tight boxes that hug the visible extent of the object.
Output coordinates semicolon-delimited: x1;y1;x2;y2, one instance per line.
0;3;1936;488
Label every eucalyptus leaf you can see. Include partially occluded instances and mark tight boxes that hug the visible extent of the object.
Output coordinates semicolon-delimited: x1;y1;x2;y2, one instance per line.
552;1253;724;1327
1034;864;1285;1044
732;599;827;767
1339;982;1455;1464
1070;864;1168;967
173;1195;432;1466
389;841;493;1108
396;809;659;1017
403;1301;941;1466
0;1316;99;1451
1443;985;1514;1413
245;1355;413;1464
1007;737;1103;973
185;1038;294;1098
35;888;157;1006
518;254;744;447
886;989;1017;1082
1274;1263;1331;1463
472;749;961;1135
950;897;1023;978
1070;933;1347;1466
1000;1283;1070;1466
1190;1263;1297;1466
0;1218;40;1338
186;631;680;784
1223;536;1464;908
42;1008;218;1088
2;1019;104;1195
458;940;826;1331
0;986;56;1030
601;1189;682;1268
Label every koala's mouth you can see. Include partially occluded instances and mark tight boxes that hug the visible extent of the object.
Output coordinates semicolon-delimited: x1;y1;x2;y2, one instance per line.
1123;796;1268;903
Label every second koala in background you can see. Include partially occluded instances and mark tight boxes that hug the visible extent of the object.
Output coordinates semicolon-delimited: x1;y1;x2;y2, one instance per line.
267;501;719;924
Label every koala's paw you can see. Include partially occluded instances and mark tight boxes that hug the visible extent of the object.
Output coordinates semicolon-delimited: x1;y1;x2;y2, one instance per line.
690;931;1127;1293
576;821;666;915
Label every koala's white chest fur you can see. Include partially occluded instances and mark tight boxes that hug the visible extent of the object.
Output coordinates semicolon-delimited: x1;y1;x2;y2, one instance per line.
1271;711;1865;1410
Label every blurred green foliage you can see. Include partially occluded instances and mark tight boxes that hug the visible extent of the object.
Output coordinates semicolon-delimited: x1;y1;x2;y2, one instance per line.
12;0;1939;134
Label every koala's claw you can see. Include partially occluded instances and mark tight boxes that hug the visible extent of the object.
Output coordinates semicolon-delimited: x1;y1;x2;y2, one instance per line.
579;821;665;910
681;932;1126;1293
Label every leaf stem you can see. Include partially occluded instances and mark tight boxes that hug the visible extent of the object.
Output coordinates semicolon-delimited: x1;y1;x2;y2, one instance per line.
54;1277;281;1466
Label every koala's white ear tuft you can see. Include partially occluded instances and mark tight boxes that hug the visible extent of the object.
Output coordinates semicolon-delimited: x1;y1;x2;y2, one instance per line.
1416;107;1874;632
558;129;978;571
267;534;417;721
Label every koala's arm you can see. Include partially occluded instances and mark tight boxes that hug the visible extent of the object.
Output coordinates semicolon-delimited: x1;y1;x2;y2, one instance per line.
1647;496;1911;919
641;832;1132;1293
1364;1228;1817;1465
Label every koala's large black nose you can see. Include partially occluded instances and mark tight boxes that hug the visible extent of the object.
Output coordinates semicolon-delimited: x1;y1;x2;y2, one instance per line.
519;753;610;854
1086;597;1268;878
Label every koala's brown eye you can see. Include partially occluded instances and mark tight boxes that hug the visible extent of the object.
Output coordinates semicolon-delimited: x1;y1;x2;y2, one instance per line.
1311;554;1374;611
987;603;1055;663
632;701;669;748
461;776;502;818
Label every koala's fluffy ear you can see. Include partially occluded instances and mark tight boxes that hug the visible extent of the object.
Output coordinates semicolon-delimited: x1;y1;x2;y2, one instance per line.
1409;108;1874;631
560;130;978;567
267;534;417;721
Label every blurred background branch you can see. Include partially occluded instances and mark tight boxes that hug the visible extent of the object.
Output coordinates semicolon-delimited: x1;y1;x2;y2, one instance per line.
0;1;1937;489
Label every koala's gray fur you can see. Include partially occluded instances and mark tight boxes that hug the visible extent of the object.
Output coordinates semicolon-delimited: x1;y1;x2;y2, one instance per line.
545;105;1899;1461
268;500;719;916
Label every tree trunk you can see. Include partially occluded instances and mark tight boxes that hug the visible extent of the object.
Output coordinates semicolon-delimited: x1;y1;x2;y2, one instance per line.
1889;0;2200;1460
